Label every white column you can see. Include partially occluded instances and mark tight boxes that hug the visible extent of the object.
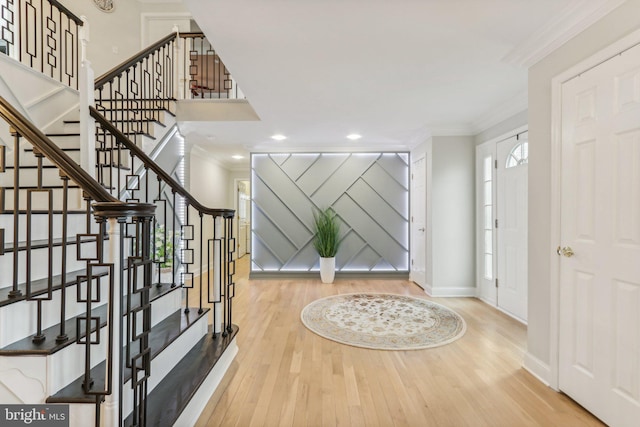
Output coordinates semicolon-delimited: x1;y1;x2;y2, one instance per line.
214;216;222;334
173;25;185;100
100;218;126;427
79;17;96;178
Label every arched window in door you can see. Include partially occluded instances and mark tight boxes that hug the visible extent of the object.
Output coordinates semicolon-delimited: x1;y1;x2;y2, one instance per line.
506;142;528;168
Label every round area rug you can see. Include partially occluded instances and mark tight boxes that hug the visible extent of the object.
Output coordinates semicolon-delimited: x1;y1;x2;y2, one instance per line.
300;293;466;350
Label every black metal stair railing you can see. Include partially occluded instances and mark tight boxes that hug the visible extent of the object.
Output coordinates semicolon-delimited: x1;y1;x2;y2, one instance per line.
90;106;237;339
94;33;177;150
0;96;155;426
0;0;84;89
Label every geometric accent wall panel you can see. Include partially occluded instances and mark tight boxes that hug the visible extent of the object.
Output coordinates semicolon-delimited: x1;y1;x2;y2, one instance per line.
251;152;409;272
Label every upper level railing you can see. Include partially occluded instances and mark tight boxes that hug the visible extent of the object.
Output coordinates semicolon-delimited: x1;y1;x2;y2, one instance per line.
0;0;85;89
93;31;244;145
179;32;244;100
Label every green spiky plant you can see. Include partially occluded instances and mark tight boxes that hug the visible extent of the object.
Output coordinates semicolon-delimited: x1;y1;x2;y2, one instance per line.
312;207;341;258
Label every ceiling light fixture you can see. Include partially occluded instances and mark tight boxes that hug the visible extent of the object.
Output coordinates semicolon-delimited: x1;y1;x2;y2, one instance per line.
232;155;244;160
271;134;287;141
346;134;362;140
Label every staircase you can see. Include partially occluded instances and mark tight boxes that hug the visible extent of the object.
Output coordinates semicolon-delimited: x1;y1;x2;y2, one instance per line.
0;2;238;426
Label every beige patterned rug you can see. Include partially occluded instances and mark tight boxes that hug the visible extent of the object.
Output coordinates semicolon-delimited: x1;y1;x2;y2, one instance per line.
300;293;466;350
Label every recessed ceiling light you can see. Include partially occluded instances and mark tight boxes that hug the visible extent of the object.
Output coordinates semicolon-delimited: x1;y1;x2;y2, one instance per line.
232;155;244;160
346;134;362;140
271;134;287;141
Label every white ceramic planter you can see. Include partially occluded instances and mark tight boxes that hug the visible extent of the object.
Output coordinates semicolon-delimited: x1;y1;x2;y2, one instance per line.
319;257;336;284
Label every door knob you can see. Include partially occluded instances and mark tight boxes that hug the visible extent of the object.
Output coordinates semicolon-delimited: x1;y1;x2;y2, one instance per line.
418;227;425;232
556;246;574;257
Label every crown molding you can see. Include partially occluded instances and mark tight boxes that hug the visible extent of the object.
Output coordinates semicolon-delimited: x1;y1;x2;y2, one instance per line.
470;90;528;135
502;0;627;67
428;124;475;137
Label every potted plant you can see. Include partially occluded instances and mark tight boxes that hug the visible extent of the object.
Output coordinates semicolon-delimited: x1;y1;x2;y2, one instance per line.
154;224;175;284
312;207;341;283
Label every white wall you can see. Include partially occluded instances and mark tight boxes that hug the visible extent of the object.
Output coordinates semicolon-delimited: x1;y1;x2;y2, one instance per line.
474;110;528;146
430;135;476;296
527;0;640;379
188;145;232;274
61;0;189;75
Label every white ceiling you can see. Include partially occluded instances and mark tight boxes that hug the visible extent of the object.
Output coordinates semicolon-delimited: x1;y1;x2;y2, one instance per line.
180;0;622;169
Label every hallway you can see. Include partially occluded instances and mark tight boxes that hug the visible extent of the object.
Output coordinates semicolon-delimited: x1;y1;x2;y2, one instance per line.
195;256;602;426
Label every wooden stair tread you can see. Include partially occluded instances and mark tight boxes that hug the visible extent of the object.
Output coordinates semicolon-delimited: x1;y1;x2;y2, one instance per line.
0;184;81;189
24;147;80;152
0;266;110;307
3;234;102;253
124;324;238;426
47;308;210;404
0;209;86;214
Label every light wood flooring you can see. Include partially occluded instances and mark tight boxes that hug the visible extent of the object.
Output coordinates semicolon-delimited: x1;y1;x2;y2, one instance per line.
193;256;604;427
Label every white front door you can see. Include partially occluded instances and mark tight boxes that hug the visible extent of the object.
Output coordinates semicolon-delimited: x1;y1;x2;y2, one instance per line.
496;135;528;321
411;155;426;288
559;42;640;427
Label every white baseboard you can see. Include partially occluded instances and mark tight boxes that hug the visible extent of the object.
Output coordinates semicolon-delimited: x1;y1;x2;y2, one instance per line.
173;338;238;427
523;352;551;387
424;286;477;297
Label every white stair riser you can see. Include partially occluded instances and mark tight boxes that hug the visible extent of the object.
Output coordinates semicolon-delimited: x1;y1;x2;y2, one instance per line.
0;167;79;188
0;244;98;289
0;328;108;399
121;313;209;418
48;327;109;395
2;187;86;211
44;135;81;150
0;282;109;348
0;213;96;243
1;147;81;168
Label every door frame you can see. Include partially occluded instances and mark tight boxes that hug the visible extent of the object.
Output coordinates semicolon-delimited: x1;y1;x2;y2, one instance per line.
549;27;640;391
475;126;527;308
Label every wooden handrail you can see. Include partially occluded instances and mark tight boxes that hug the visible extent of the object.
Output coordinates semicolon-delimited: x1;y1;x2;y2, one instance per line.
0;97;117;203
94;33;177;90
49;0;84;26
89;107;235;218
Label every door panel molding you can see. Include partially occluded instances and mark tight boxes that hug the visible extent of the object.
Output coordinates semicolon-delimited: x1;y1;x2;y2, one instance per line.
548;27;640;392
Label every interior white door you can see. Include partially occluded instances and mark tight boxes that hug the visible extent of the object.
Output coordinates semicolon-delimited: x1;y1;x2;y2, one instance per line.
496;135;528;321
559;42;640;427
411;155;426;288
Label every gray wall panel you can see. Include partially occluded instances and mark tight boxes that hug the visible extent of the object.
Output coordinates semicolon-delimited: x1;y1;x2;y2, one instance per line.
377;153;410;188
346;179;409;249
296;154;346;196
252;178;312;247
333;194;408;270
310;153;379;208
280;154;317;182
361;164;409;219
253;157;316;229
252;207;298;261
252;152;409;273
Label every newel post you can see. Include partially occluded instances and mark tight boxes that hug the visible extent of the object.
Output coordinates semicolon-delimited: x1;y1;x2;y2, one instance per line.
92;202;155;427
79;16;96;178
173;25;184;100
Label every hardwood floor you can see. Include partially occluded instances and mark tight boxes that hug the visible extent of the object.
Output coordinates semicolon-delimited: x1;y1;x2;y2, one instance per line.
193;256;604;427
